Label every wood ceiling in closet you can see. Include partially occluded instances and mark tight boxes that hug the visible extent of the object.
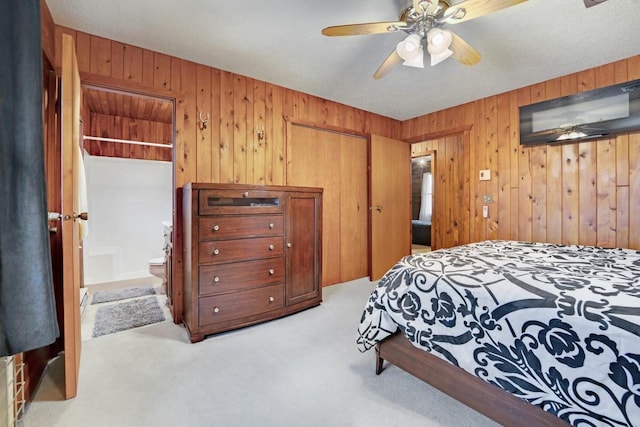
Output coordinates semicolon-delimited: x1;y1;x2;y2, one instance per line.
83;87;172;123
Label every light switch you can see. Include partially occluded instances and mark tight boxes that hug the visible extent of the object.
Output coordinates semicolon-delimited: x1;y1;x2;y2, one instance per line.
479;170;491;181
482;206;489;218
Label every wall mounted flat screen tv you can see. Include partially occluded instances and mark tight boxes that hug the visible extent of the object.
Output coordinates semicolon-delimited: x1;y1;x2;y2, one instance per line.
519;78;640;145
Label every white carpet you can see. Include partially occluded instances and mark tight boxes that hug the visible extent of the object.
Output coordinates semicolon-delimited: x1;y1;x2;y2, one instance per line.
23;278;499;427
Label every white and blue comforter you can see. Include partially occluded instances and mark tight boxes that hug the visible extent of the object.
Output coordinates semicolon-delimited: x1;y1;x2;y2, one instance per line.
357;240;640;427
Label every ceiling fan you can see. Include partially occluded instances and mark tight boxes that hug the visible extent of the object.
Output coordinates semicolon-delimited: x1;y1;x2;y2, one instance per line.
321;0;528;79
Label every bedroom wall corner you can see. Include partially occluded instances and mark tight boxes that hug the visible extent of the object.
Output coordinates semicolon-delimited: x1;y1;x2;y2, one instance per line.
401;54;640;250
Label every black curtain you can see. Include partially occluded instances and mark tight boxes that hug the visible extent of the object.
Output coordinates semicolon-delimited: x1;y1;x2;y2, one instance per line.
0;0;59;356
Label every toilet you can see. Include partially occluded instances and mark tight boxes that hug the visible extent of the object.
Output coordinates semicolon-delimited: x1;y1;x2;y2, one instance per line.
148;257;166;280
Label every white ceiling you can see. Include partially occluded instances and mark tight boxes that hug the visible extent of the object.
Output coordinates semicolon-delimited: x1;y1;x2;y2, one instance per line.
46;0;640;121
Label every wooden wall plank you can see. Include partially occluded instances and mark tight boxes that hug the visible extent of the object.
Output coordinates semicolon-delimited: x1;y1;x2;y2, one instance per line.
629;133;640;249
245;78;255;184
561;74;579;244
219;71;235;183
154;53;172;91
497;93;511;240
110;41;124;80
233;75;248;183
210;68;221;183
123;44;143;83
617;186;630;249
271;85;285;185
253;79;267;185
596;139;617;247
265;84;275;185
89;35;111;76
195;64;212;182
578;141;597;245
141;49;154;87
517;87;533;241
473;98;485;242
178;60;197;185
75;31;91;73
485;96;499;240
544;79;562;243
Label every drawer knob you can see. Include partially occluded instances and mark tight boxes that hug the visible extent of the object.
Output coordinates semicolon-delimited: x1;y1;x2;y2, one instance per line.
269;268;275;275
269;296;275;302
213;276;220;283
243;191;249;197
268;223;274;229
268;244;274;250
213;307;220;313
287;242;292;248
213;249;220;255
212;225;220;232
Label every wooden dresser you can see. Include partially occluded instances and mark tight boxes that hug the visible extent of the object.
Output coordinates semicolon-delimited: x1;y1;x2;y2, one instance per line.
182;183;322;343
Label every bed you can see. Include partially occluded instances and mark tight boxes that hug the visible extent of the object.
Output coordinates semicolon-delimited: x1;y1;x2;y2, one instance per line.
357;240;640;427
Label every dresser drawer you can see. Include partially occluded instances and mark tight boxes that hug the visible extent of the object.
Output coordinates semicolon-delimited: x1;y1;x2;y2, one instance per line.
198;215;283;241
198;257;284;295
199;189;284;215
199;236;284;264
199;284;284;326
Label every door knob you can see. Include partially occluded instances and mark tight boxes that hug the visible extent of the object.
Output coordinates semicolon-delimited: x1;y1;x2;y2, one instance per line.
75;212;89;221
375;205;383;213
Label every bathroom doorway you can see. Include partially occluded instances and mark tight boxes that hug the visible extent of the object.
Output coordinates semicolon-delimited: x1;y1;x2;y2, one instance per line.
78;83;176;340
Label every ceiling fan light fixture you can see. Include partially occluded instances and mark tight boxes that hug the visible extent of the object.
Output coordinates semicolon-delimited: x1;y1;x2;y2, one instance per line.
557;130;588;141
403;47;425;68
427;28;453;66
396;34;422;61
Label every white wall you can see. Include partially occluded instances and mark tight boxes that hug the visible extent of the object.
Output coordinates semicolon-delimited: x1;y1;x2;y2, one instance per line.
83;154;172;285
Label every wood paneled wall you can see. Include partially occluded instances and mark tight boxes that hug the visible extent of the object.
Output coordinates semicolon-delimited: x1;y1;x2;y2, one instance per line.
403;56;640;250
54;26;401;190
53;26;639;254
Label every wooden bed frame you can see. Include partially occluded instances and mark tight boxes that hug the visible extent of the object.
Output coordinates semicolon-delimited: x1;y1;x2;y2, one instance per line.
376;332;570;427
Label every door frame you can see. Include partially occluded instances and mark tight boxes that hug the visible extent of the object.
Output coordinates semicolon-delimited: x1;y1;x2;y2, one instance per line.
410;150;436;250
406;125;473;250
77;72;183;322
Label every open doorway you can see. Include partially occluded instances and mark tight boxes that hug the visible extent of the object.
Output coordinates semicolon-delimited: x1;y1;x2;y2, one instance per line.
409;131;470;251
78;84;175;341
411;154;433;254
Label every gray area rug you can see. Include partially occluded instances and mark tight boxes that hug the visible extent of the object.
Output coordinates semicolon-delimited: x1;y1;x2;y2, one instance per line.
92;296;165;338
91;284;156;304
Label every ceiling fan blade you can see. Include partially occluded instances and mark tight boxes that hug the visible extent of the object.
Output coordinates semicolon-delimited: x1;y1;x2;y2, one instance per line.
373;49;403;80
413;0;423;14
445;0;527;24
449;32;481;65
322;21;407;36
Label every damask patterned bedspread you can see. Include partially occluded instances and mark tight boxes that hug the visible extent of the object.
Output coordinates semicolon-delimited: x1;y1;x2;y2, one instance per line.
357;240;640;426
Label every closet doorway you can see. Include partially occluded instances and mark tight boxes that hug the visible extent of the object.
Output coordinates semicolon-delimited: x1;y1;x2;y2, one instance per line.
79;83;176;339
286;122;368;286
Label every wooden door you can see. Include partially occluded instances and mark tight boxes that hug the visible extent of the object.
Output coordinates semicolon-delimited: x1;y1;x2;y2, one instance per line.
370;135;411;280
60;34;82;399
286;122;368;285
285;192;322;305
